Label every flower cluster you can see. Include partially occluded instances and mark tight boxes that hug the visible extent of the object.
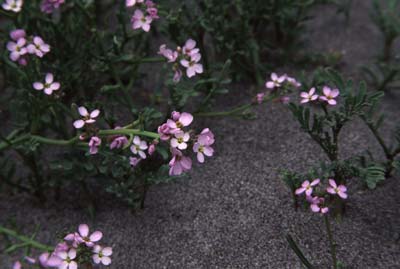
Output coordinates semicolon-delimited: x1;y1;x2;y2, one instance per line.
40;0;65;14
12;224;112;269
300;86;340;105
6;29;50;66
295;178;348;214
2;0;23;12
158;39;204;82
257;73;301;105
158;111;215;176
127;0;159;32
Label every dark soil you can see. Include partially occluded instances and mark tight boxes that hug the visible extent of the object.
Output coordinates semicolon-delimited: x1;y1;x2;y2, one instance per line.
1;0;400;268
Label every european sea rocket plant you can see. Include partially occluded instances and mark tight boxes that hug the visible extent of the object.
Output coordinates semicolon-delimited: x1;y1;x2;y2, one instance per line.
1;224;112;269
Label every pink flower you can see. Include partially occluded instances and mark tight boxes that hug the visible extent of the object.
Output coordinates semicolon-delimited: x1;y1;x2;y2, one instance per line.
89;136;101;155
57;248;77;269
265;73;286;89
38;252;62;267
319;86;339;105
110;136;129;150
40;0;65;13
146;7;158;19
310;196;329;214
295;179;320;196
63;234;80;248
130;136;148;159
286;76;301;88
326;179;347;199
7;38;27;62
169;148;192;176
158;45;178;62
131;9;152;32
10;29;26;41
256;93;265;104
33;73;60;95
73;106;100;129
166;112;193;132
148;142;156;155
92;245;112;266
126;0;143;7
182;39;200;56
77;224;103;247
2;0;23;12
13;261;22;269
193;129;215;163
129;157;141;167
180;53;203;78
171;111;181;121
158;123;172;141
27;36;50;58
171;131;190;150
300;87;319;104
173;68;183;82
24;257;36;264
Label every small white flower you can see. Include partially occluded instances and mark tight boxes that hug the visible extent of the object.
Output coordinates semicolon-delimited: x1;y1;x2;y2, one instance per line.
130;136;148;159
2;0;23;12
57;248;77;269
73;106;100;129
170;131;190;150
93;245;112;266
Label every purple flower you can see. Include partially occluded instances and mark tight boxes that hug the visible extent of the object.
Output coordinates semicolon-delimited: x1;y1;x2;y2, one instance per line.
77;224;103;247
326;179;347;199
300;87;319;104
193;128;215;163
110;136;129;150
33;73;60;95
88;136;101;155
169;148;192;176
310;196;329;214
158;123;172;141
92;245;112;266
319;86;339;105
295;179;320;196
158;44;178;62
27;36;50;58
10;29;26;41
129;157;141;167
38;252;62;267
182;39;200;57
73;106;100;129
13;261;22;269
166;112;193;132
40;0;65;14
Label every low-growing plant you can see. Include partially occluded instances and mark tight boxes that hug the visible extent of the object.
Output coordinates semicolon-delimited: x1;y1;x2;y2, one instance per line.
0;0;244;209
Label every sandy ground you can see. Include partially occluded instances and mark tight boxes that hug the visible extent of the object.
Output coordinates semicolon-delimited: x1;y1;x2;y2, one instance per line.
1;0;400;268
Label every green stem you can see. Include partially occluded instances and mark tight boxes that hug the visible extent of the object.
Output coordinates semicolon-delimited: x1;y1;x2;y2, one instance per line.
195;103;253;117
324;215;338;269
0;226;53;252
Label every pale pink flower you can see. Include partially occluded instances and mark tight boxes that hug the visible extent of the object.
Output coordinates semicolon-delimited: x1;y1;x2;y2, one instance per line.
10;29;26;41
27;36;50;57
33;73;60;95
129;157;141;167
131;9;152;32
300;87;319;104
169;148;192;176
88;136;101;155
2;0;23;12
193;129;215;163
7;38;27;62
126;0;143;7
148;142;156;155
310;196;329;214
166;112;193;132
147;7;158;19
182;39;200;56
13;261;22;269
180;53;203;78
130;136;148;159
256;93;265;104
295;179;320;196
319;86;339;105
38;252;62;267
171;111;181;121
92;245;112;266
77;224;103;247
326;179;347;199
286;76;301;88
158;123;172;141
73;106;100;129
265;73;286;89
57;249;77;269
171;131;190;150
63;234;80;248
158;45;178;62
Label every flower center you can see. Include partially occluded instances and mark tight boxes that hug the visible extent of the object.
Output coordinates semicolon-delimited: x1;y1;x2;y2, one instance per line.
198;145;204;153
177;137;184;143
141;17;146;23
176;121;183;128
